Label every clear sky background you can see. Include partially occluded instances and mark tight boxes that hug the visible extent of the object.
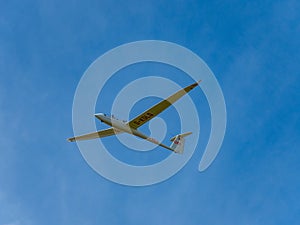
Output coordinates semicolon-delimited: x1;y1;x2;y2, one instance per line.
1;0;299;225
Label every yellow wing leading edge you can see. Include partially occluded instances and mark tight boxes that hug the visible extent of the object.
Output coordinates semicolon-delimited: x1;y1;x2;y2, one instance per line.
127;80;201;129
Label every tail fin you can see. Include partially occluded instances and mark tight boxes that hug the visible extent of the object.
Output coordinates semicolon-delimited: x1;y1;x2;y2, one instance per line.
170;132;192;154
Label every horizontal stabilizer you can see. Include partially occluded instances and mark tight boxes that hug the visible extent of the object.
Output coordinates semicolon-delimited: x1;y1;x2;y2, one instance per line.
170;132;192;142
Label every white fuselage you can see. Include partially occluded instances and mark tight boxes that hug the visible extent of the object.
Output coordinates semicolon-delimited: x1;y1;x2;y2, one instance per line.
95;114;129;132
94;113;173;151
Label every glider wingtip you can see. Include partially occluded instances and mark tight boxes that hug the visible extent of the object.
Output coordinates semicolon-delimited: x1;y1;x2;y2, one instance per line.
67;137;75;142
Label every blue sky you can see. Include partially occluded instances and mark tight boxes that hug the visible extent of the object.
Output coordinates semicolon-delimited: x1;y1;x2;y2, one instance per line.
1;0;299;224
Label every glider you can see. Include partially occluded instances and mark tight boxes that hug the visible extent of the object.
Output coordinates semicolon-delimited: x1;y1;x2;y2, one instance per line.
68;80;201;153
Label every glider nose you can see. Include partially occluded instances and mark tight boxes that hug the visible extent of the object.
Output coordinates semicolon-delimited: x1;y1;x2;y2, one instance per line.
94;113;106;121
